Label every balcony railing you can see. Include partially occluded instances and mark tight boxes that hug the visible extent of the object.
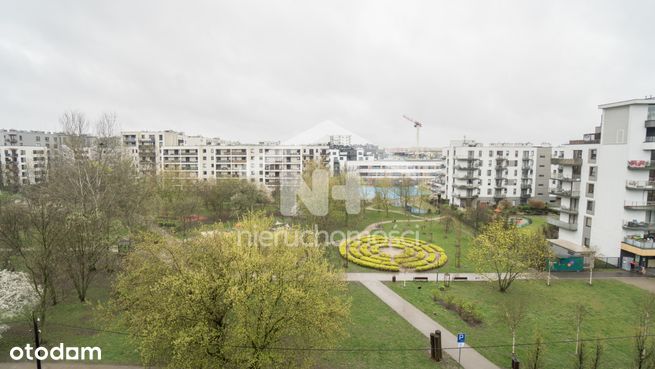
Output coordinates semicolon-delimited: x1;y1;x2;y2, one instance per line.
645;136;655;143
455;156;480;162
547;216;578;231
626;180;655;190
454;183;479;189
553;174;581;182
624;237;655;249
454;165;481;171
551;157;583;166
624;201;655;210
493;192;506;199
550;188;580;198
628;160;655;170
623;221;655;231
554;206;578;214
454;193;479;199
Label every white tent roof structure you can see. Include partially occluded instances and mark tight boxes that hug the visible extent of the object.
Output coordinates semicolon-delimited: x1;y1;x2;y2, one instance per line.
282;120;371;145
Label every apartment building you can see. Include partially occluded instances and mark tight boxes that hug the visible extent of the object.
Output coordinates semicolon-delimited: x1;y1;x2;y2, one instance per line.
160;144;331;189
122;131;189;175
444;140;551;208
1;129;66;149
345;159;445;184
548;98;655;269
0;146;48;188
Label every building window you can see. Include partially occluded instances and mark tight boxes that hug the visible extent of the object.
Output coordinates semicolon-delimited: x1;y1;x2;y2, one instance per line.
587;183;595;195
584;238;590;247
585;217;592;227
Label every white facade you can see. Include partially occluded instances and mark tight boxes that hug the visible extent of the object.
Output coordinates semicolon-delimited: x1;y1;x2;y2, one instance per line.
0;146;48;187
1;129;66;149
345;159;445;183
549;98;655;264
444;140;551;208
160;144;331;189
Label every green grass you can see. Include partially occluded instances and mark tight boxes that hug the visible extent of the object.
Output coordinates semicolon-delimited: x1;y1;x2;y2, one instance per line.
387;280;653;369
316;283;459;369
521;215;547;231
381;218;476;272
0;275;140;364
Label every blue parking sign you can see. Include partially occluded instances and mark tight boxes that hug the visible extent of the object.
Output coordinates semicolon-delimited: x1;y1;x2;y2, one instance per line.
457;333;466;343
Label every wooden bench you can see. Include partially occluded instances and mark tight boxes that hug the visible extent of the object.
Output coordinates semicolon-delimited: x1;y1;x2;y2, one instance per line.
413;276;429;282
453;276;468;281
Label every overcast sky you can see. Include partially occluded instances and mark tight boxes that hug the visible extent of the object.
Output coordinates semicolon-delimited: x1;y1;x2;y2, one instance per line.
1;1;654;147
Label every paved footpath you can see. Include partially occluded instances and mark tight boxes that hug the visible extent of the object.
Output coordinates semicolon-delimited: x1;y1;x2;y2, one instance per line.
360;280;500;369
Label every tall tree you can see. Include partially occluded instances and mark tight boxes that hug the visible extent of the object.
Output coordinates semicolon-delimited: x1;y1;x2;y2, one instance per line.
468;220;552;292
373;178;394;216
108;214;349;369
0;190;67;323
45;112;151;302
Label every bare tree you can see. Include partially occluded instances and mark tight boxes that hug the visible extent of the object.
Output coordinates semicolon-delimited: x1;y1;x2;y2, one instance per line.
502;298;527;355
635;296;655;369
574;303;588;355
0;190;67;324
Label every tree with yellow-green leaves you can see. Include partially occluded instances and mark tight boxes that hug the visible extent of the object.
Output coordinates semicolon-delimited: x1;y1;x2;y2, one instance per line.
107;213;350;369
468;219;552;292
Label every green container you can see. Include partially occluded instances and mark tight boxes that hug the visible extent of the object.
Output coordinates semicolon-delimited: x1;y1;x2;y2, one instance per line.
551;257;584;272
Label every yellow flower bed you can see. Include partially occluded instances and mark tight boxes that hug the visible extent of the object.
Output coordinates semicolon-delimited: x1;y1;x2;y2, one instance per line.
339;235;447;272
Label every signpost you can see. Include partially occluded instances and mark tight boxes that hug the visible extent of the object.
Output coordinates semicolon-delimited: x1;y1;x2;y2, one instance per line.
457;332;466;363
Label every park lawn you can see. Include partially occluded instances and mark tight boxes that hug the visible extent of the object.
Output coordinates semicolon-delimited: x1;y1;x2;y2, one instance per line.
381;218;476;272
387;279;653;369
0;275;140;364
316;283;460;369
522;215;547;232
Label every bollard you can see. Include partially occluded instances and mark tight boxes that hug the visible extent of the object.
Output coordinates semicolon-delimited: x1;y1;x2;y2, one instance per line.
511;354;520;369
434;330;443;361
429;332;436;359
392;276;396;283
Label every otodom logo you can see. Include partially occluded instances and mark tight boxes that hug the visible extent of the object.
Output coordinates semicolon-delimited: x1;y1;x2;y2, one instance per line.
10;344;101;361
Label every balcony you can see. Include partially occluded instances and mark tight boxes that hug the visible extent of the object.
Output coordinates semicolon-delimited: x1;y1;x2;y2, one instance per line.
551;157;583;166
623;237;655;249
628;160;655;170
623;220;655;231
547;216;578;231
554;206;578;214
520;192;531;198
455;156;480;162
454;193;479;199
493;192;506;199
626;180;655;190
454;165;480;171
624;201;655;210
550;188;580;198
454;174;476;180
454;183;479;189
553;174;581;182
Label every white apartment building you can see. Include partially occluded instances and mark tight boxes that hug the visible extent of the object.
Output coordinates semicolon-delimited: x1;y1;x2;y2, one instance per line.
548;98;655;269
1;129;66;149
122;131;189;175
160;144;331;189
0;146;48;188
345;159;445;184
444;140;551;208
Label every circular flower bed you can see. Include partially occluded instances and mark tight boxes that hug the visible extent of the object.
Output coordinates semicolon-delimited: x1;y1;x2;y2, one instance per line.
338;235;447;272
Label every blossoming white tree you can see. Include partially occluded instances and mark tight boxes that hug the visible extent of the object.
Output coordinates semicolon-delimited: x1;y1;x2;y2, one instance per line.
0;269;38;338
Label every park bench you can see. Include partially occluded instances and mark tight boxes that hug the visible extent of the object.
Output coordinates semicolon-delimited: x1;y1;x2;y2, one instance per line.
413;276;429;282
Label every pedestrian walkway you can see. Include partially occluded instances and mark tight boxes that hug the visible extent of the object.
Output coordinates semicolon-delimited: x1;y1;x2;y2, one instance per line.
360;280;500;369
347;272;538;282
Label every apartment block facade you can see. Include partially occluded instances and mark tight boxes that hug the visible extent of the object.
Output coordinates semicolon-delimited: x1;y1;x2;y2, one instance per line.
0;146;48;187
548;98;655;268
159;144;331;189
444;140;551;208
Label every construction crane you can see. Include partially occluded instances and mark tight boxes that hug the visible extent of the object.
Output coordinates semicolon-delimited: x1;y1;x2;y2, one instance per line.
402;115;423;153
